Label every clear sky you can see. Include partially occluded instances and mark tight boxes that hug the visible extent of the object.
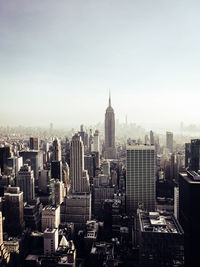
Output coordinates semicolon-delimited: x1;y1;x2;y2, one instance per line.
1;0;200;129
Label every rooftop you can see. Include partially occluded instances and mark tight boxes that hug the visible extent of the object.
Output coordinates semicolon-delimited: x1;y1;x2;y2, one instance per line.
126;144;155;150
180;171;200;184
44;228;57;233
139;211;183;234
43;205;57;211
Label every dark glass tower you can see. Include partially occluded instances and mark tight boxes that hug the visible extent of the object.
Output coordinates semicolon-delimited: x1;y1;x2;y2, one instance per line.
190;139;200;172
179;170;200;267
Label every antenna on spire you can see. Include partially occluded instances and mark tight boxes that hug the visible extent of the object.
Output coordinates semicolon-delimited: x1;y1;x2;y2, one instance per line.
109;89;111;107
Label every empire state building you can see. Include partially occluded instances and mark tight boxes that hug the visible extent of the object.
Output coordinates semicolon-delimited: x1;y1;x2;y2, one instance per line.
104;93;116;159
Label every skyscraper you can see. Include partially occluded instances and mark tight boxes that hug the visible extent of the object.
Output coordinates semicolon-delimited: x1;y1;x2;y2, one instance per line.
190;139;200;172
70;134;90;193
16;164;35;202
104;93;116;159
61;133;91;229
51;161;62;181
4;186;25;236
93;130;100;153
30;137;40;150
166;131;173;153
185;143;191;168
150;130;154;145
138;211;184;267
0;146;12;174
179;170;200;267
79;124;86;147
19;150;43;180
52;138;62;162
126;144;156;213
0;212;3;245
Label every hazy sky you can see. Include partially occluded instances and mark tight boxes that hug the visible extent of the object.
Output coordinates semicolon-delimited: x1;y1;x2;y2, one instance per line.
1;0;200;129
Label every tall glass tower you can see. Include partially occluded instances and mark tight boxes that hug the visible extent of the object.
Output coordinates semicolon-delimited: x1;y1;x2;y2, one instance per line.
126;144;156;213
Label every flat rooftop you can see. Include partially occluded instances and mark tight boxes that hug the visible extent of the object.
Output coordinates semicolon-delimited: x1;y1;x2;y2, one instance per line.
43;205;57;211
44;228;57;233
180;171;200;184
139;211;183;234
127;144;155;150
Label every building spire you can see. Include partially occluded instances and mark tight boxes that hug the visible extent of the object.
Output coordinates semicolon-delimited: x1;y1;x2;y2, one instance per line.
109;89;111;107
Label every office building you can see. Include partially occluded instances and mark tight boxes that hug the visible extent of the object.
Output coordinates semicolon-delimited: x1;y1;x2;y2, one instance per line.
0;146;12;174
38;170;51;193
0;212;2;245
179;170;200;267
4;186;24;236
16;164;35;202
61;133;91;229
79;124;87;147
92;151;100;169
44;228;59;255
61;194;91;229
150;130;154;145
41;205;60;232
7;156;23;178
166;131;173;153
190;139;200;172
126;145;156;213
51;161;62;181
88;129;93;152
102;160;110;176
38;170;55;206
70;134;90;193
54;179;65;205
104;93;116;159
185;143;191;168
24;198;42;231
174;186;179;220
138;211;184;267
52;138;62;162
84;154;95;180
0;211;10;265
93;187;114;218
30;137;40;150
93;130;100;152
19;150;43;179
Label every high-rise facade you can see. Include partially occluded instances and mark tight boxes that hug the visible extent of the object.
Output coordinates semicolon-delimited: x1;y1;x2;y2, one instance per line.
190;139;200;172
61;133;91;229
0;146;12;174
41;205;60;232
44;228;59;255
0;212;3;245
70;134;90;193
7;156;23;178
104;94;116;159
126;145;156;213
4;187;25;235
185;143;191;168
150;130;154;145
138;211;184;267
19;150;43;179
30;137;40;150
16;164;35;202
51;161;62;181
166;131;173;153
52;138;62;162
179;170;200;267
93;130;100;152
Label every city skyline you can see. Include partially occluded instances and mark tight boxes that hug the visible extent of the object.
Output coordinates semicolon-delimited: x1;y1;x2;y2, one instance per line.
1;0;200;129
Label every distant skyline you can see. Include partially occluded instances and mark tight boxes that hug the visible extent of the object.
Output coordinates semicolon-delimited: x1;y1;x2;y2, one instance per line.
1;0;200;129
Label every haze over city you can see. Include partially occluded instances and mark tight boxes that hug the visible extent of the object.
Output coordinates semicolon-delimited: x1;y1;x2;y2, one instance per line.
1;0;200;130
